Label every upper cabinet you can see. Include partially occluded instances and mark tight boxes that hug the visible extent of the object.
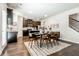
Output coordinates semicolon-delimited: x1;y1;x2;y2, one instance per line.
7;8;13;25
36;21;41;25
23;18;41;27
23;18;28;27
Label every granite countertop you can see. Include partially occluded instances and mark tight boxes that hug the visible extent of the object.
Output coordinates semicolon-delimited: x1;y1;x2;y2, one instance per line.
7;25;18;32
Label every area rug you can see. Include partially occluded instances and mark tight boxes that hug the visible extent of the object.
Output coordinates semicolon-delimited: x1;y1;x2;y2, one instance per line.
24;41;71;56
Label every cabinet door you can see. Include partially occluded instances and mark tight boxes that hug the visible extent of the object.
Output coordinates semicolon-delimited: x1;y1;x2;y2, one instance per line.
7;8;13;25
36;21;41;25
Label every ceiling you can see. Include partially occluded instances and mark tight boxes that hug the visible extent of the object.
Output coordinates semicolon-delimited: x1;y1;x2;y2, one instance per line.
7;3;79;20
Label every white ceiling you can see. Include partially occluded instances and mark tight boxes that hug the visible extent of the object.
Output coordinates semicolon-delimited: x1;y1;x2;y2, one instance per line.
7;3;79;20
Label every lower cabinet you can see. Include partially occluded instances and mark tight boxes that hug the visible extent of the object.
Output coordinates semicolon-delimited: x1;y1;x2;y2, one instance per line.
7;32;18;43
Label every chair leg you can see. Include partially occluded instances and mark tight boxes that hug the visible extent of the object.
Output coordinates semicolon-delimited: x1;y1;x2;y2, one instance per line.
51;39;54;46
53;40;56;46
46;40;49;49
42;39;45;46
28;39;32;47
30;40;33;48
55;40;58;45
28;41;30;47
56;40;59;45
34;40;37;46
50;40;53;47
36;40;39;46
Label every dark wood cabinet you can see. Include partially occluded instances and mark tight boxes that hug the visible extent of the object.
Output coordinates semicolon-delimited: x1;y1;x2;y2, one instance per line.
23;30;28;36
36;21;41;25
7;32;17;43
23;29;32;36
23;20;28;27
23;18;41;27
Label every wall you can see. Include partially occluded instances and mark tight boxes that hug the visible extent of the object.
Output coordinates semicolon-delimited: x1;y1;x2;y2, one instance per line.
41;7;79;44
0;3;7;55
17;16;23;37
0;4;2;55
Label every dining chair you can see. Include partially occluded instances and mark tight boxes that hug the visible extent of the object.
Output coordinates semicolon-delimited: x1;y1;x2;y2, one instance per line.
29;33;41;48
50;32;60;45
42;33;52;49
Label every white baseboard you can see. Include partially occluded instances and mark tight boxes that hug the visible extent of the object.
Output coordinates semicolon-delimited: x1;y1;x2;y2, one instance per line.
61;38;79;44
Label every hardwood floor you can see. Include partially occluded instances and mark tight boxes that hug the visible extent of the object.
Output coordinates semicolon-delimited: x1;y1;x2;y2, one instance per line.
2;37;30;56
1;36;79;56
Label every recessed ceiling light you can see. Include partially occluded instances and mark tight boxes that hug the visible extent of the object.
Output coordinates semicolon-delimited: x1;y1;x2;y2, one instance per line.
44;14;48;17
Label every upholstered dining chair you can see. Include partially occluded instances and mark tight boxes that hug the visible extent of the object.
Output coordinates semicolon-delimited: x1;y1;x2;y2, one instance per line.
29;33;41;48
42;33;52;48
50;32;60;45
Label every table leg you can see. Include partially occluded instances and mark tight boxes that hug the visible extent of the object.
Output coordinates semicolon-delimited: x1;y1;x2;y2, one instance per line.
40;35;42;47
